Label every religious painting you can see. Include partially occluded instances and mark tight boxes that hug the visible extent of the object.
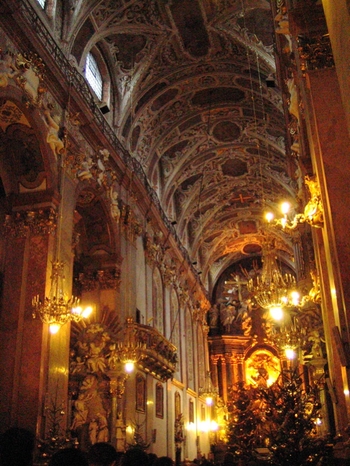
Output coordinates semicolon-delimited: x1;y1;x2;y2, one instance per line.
136;373;146;412
245;349;280;388
155;383;164;418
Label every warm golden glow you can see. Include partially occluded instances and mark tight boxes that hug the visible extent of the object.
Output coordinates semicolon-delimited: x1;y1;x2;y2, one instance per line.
72;305;93;319
285;347;296;360
265;212;274;223
49;323;61;334
210;421;218;431
269;306;284;321
290;291;300;306
126;425;134;434
125;361;135;373
281;202;290;215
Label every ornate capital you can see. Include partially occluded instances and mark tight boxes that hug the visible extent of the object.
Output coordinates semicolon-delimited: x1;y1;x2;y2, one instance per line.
77;267;121;292
121;205;142;242
3;207;57;238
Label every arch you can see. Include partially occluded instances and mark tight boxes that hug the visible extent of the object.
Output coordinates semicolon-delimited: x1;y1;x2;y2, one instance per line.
72;186;121;310
0;88;59;194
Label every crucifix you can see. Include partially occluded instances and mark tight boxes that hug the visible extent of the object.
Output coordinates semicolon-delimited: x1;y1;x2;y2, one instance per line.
224;274;249;302
231;193;252;203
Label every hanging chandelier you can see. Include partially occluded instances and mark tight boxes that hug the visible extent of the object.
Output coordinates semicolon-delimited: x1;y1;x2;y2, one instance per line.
32;260;92;334
247;236;300;311
271;318;304;360
113;318;144;372
199;371;218;406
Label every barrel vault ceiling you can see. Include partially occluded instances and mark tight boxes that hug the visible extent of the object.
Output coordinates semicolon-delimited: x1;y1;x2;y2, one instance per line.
65;0;298;289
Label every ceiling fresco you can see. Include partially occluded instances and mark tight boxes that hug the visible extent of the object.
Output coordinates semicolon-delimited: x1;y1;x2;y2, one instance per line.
66;0;298;288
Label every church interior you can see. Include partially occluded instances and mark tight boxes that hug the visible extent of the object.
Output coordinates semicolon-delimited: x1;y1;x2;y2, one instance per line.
0;0;350;463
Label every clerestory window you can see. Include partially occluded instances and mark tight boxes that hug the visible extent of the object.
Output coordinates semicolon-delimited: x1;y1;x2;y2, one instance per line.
85;52;103;100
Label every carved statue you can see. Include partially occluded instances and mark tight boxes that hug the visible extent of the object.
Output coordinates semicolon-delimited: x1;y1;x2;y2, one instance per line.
304;175;324;227
77;155;94;180
208;305;219;327
89;413;109;444
0;52;18;87
308;329;324;359
43;108;65;155
86;336;107;373
109;187;121;223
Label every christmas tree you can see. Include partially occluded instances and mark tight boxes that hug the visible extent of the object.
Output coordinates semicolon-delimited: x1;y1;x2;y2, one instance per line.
226;369;331;465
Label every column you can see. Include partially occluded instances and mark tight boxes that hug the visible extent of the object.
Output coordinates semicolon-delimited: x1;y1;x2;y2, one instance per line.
225;354;233;389
210;356;219;390
0;204;56;433
221;358;228;403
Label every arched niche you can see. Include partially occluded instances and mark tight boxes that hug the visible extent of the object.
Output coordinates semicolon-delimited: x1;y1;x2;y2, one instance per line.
73;187;121;318
0;89;59;196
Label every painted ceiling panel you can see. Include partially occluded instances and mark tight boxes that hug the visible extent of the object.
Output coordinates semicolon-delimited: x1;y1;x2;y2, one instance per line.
68;0;297;286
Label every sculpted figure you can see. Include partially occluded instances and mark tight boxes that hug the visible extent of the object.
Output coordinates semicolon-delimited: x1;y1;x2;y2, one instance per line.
109;187;120;223
78;155;93;180
43;109;65;155
0;52;18;87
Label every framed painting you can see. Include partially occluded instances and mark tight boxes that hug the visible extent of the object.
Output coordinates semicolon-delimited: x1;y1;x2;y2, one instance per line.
136;374;146;412
156;383;164;418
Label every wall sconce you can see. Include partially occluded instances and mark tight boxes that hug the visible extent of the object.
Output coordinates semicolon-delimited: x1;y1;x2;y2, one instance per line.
267;175;324;230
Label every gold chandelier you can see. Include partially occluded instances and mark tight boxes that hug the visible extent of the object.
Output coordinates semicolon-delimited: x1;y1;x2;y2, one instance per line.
271;318;304;360
247;236;300;311
32;260;92;334
113;318;144;372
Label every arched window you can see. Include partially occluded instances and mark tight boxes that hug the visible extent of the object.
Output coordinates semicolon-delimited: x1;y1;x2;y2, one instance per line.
85;52;103;100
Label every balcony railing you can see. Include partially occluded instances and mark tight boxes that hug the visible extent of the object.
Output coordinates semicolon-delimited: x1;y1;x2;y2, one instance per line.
132;322;177;382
